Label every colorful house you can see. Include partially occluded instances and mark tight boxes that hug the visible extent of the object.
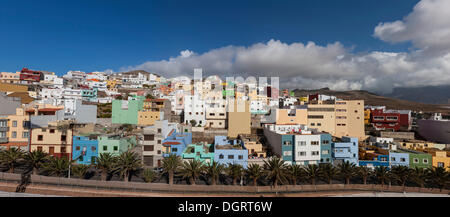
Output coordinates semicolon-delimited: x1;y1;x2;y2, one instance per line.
72;135;98;165
111;96;144;125
182;142;214;164
399;148;432;169
320;134;333;164
162;130;192;157
214;136;248;168
359;154;390;168
97;135;137;156
332;137;359;165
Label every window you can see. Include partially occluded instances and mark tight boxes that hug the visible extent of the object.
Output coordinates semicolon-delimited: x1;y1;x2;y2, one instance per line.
437;162;444;168
311;151;319;156
373;116;384;120
283;141;291;146
380;157;387;162
308;115;324;119
50;129;55;133
413;158;419;163
311;123;315;126
283;151;292;156
158;128;162;133
61;135;66;141
238;155;243;160
76;146;80;151
322;140;329;144
38;135;43;141
322;150;329;155
144;145;154;151
298;141;306;146
37;146;42;151
228;155;234;159
103;146;107;151
219;154;224;159
144;134;154;141
12;121;17;127
391;157;395;161
61;147;66;153
298;152;306;156
386;116;398;120
91;156;96;163
172;148;178;152
317;123;321;126
311;141;319;145
423;159;428;164
400;158;406;162
12;131;17;138
157;150;161;154
113;146;118;151
91;146;96;152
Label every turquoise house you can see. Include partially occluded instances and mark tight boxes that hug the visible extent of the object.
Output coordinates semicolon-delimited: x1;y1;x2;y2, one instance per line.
111;96;144;125
98;135;137;156
81;88;98;102
182;143;215;164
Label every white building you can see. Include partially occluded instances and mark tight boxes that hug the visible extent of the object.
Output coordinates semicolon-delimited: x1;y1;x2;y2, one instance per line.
294;134;321;165
184;94;206;127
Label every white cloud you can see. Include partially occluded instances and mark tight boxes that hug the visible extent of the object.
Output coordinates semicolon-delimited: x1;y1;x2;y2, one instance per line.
117;0;450;94
374;0;450;54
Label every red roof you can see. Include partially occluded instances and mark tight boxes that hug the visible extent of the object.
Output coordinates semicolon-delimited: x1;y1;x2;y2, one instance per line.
163;141;181;145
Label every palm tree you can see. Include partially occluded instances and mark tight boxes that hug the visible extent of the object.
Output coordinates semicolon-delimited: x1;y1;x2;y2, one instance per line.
162;154;182;185
42;156;72;177
288;164;303;185
303;164;320;185
94;153;117;181
226;163;244;186
72;164;90;179
142;168;158;183
319;163;339;185
263;157;288;187
338;161;357;185
179;159;204;185
390;166;412;189
116;151;142;182
374;166;390;187
410;167;427;188
205;161;224;185
23;150;48;175
0;148;24;173
427;166;449;192
357;166;372;185
246;164;262;186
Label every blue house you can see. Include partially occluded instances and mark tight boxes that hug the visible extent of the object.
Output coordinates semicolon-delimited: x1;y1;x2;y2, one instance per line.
320;134;333;164
162;129;192;157
359;154;390;168
389;151;410;167
72;135;98;165
332;137;359;165
214;136;248;168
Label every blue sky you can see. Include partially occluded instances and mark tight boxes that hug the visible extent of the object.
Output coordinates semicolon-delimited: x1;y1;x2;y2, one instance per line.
0;0;420;75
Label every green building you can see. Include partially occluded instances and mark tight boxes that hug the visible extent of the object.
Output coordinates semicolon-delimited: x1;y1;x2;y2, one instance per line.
111;96;144;125
182;143;215;164
98;135;137;156
399;148;432;169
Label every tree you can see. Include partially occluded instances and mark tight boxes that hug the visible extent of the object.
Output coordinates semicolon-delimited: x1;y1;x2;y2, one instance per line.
390;166;412;189
205;161;224;185
226;163;244;186
23;150;48;175
0;148;25;173
338;161;357;185
410;167;427;188
374;166;390;187
303;164;320;185
427;166;449;192
288;164;303;185
142;168;158;183
179;159;204;185
357;166;372;185
263;157;288;187
72;164;90;179
162;154;182;185
116;151;142;182
319;163;339;185
189;120;197;127
42;157;72;177
94;153;117;181
246;164;262;186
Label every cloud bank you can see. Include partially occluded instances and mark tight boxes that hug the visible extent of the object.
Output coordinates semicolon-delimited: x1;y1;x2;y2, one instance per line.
119;0;450;94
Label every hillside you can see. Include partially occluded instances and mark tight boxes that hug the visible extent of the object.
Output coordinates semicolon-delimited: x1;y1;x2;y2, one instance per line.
384;85;450;104
292;88;450;114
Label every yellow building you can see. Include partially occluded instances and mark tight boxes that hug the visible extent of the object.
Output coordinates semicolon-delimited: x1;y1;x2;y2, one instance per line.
0;72;21;84
243;139;266;158
431;150;450;171
364;109;371;124
399;140;435;150
227;100;251;138
306;100;365;140
4;108;30;150
30;121;73;158
138;111;161;126
276;108;308;125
